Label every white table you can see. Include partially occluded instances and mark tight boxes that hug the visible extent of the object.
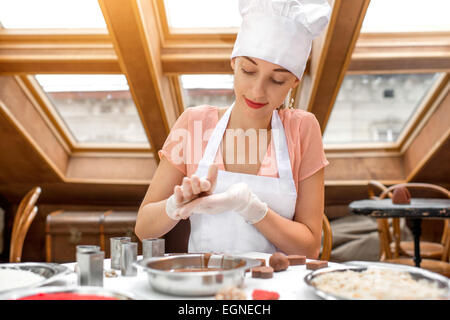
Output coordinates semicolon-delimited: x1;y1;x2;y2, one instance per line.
58;252;342;300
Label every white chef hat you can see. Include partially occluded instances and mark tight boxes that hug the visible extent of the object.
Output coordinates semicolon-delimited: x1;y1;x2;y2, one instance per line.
231;0;332;79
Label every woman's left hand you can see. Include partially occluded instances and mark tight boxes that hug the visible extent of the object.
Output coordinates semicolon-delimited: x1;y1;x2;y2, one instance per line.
172;182;268;224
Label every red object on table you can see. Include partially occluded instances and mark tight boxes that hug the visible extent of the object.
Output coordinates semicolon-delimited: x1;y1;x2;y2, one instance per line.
252;289;280;300
17;292;118;300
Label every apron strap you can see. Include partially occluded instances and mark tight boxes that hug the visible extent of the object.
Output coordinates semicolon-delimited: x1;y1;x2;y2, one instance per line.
198;102;234;168
271;110;294;181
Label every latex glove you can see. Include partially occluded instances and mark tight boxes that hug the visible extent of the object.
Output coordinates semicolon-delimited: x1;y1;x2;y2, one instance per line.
173;182;268;224
165;164;218;220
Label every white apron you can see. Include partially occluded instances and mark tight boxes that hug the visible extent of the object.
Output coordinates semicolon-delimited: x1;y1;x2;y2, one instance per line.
188;102;298;254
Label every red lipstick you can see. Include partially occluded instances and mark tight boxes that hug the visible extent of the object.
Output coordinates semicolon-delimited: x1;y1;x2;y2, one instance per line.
244;97;268;109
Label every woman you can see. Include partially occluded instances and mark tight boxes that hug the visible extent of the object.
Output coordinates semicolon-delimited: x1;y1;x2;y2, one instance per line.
135;0;331;258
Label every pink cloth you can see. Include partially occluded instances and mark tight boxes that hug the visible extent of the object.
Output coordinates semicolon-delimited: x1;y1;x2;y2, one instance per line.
158;105;329;191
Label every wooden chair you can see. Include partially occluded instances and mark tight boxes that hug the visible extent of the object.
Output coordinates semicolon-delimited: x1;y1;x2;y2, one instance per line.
321;213;333;261
9;187;41;262
368;181;450;277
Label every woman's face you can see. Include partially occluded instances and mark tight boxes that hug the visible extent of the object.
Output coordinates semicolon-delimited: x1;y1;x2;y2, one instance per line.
231;56;299;119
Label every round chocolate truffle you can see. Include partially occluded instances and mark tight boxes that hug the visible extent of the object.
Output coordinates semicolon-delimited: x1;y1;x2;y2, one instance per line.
269;252;289;272
392;187;411;204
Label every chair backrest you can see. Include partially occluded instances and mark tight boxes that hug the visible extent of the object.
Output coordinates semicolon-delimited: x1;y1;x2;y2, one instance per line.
11;187;41;243
440;220;449;262
382;182;449;256
368;180;390;199
368;181;397;259
378;183;450;200
10;187;41;262
321;213;333;261
10;206;38;263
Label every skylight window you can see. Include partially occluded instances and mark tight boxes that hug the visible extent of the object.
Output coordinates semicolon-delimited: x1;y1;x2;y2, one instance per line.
180;74;235;109
35;74;149;145
164;0;240;29
0;0;106;29
323;73;440;144
361;0;450;33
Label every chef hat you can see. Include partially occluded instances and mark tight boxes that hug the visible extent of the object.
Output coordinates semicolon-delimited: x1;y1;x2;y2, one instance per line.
231;0;331;79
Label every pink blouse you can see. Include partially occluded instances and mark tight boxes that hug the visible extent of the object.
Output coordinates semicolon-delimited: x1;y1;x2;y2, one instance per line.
158;105;329;192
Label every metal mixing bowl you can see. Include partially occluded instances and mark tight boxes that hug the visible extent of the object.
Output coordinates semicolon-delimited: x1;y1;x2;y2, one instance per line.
136;253;261;296
304;261;450;300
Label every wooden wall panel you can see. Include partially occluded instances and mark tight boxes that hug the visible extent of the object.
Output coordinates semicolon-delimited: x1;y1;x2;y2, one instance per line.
0;76;69;176
66;155;157;182
324;183;371;205
403;88;450;180
15;204;139;263
0;114;62;183
0;183;147;207
325;156;405;181
412;137;450;185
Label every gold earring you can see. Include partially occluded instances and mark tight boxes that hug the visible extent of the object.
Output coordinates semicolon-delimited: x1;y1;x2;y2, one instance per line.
289;97;295;109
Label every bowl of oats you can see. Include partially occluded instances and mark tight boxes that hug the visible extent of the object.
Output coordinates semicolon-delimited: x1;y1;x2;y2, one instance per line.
304;261;449;300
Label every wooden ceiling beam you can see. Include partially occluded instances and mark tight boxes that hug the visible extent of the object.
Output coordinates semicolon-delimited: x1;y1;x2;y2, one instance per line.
0;29;120;74
98;0;178;155
0;55;120;75
299;0;370;133
138;0;179;127
349;32;450;74
161;51;232;75
2;27;448;76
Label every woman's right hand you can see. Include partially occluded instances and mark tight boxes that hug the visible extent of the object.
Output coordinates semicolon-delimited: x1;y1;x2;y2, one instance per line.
165;164;218;220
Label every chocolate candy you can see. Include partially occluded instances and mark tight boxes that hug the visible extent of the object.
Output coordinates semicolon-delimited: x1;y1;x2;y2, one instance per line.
251;266;274;279
392;187;411;204
269;252;289;272
251;267;262;278
306;260;328;270
287;255;306;266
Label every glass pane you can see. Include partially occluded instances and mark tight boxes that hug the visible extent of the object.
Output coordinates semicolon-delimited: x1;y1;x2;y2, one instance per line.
0;0;106;29
35;74;149;145
164;0;240;29
323;73;440;144
361;0;450;33
180;75;235;109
